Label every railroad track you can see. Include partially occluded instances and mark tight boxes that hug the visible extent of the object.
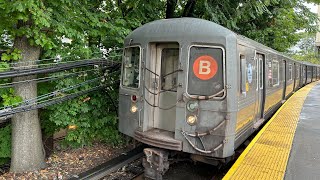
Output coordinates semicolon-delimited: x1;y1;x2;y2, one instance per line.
68;145;145;180
131;172;144;180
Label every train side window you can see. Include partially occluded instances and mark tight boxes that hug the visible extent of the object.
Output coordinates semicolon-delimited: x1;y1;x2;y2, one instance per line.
272;60;279;86
267;61;273;87
289;63;293;80
240;55;247;93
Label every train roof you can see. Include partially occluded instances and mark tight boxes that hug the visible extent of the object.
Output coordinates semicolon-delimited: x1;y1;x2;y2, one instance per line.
125;18;235;45
125;18;318;67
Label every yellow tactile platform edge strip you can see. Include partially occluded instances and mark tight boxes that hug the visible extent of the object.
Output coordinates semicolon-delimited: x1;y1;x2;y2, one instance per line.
223;82;318;180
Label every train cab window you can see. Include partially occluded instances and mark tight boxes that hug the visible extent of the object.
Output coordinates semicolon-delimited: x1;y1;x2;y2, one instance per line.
240;55;247;93
272;60;279;86
161;48;179;91
122;46;140;88
289;64;293;80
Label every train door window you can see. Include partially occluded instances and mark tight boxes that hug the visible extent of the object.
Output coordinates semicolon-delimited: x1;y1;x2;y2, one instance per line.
240;55;247;93
161;48;179;91
259;57;263;89
272;60;279;86
296;64;299;79
289;63;293;80
122;46;141;88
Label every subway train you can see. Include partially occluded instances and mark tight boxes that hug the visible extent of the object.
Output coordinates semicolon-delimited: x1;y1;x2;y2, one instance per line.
118;18;320;179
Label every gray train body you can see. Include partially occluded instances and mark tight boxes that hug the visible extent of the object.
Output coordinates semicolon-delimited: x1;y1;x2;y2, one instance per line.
118;18;320;164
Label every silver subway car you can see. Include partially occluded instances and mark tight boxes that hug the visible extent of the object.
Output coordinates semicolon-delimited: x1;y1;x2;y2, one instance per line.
118;18;319;178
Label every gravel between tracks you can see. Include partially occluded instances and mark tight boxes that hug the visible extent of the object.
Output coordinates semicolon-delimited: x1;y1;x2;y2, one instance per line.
0;142;134;179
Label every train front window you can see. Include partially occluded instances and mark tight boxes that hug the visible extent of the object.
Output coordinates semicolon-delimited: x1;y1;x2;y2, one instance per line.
122;47;140;88
187;45;225;98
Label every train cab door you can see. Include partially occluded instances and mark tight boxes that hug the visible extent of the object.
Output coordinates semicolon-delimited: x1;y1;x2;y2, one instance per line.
151;43;179;132
255;53;266;126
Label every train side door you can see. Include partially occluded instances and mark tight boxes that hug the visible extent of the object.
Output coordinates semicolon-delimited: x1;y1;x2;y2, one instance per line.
255;53;265;121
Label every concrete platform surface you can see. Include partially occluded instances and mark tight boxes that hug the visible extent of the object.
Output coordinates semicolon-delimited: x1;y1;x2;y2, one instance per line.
285;83;320;180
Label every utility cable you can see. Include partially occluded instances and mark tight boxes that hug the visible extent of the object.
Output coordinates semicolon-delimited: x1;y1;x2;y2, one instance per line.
0;68;104;88
0;59;120;79
0;67;121;109
0;54;122;71
0;76;104;110
4;51;121;66
0;85;107;119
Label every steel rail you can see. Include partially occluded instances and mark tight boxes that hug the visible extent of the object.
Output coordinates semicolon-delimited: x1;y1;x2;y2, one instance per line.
68;145;145;180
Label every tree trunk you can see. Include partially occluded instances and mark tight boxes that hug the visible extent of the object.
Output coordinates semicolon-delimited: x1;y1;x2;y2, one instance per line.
182;0;196;17
166;0;177;18
10;36;46;172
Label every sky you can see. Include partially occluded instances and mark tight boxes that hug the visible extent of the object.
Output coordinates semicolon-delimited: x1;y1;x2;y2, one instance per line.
305;3;318;13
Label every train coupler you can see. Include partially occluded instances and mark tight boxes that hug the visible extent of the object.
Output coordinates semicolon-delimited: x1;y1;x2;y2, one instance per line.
142;148;169;180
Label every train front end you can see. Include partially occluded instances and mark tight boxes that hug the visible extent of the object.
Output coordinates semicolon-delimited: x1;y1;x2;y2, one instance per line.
118;18;238;174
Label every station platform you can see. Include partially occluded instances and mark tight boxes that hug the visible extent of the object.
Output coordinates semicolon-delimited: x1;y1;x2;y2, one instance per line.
223;82;320;180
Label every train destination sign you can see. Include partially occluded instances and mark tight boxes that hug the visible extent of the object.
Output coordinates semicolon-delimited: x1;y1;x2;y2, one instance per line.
193;55;218;80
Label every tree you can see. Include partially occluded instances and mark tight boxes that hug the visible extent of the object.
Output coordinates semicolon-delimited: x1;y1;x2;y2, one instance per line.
289;32;320;64
0;0;129;172
118;0;319;52
0;1;53;172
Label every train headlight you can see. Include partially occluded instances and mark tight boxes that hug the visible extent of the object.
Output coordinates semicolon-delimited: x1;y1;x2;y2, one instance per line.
187;101;199;112
186;115;197;126
130;104;138;113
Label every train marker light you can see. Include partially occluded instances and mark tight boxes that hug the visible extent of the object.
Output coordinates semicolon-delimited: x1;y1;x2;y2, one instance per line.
187;101;199;112
131;95;137;102
187;115;197;126
131;104;138;113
